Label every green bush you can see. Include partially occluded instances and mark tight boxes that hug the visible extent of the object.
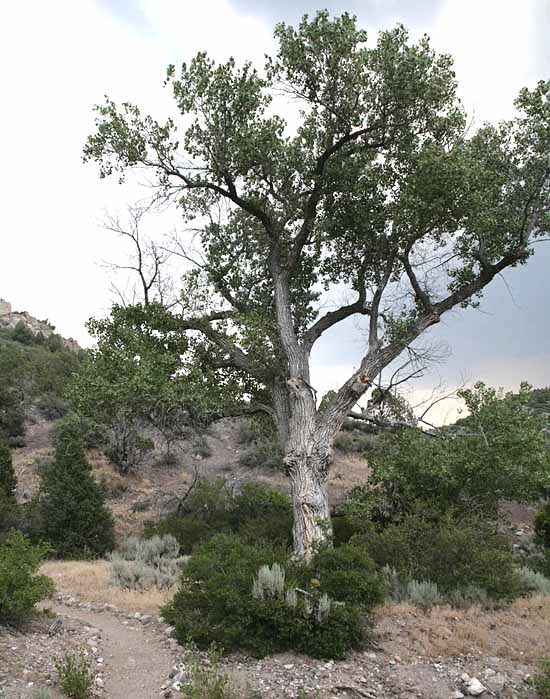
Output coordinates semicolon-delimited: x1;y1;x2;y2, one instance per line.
146;480;292;554
239;440;284;470
35;391;69;420
54;651;94;699
148;512;221;555
163;534;368;659
0;494;21;542
535;502;550;549
237;417;283;470
333;429;375;454
524;550;550;579
39;416;115;558
146;480;232;554
366;383;550;523
311;544;385;607
532;659;550;699
230;482;292;547
332;485;378;544
0;444;16;501
358;515;524;602
0;530;54;625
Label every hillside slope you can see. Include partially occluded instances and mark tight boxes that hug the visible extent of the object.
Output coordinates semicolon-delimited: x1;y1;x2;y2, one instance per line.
13;416;371;540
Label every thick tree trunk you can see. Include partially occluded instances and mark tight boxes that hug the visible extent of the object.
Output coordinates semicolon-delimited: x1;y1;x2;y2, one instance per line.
286;445;332;560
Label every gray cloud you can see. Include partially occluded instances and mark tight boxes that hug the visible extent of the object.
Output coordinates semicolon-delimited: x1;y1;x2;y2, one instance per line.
229;0;445;30
312;242;550;403
95;0;153;33
529;0;550;79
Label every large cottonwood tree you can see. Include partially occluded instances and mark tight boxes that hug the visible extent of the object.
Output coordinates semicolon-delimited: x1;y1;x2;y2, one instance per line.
85;12;550;559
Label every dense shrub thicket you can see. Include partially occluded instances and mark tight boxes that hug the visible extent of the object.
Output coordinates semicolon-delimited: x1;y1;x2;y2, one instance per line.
163;534;381;658
146;480;293;553
535;501;550;550
156;391;548;648
40;416;115;558
0;325;81;444
237;417;284;470
354;383;550;525
0;530;54;625
356;514;524;602
0;443;16;501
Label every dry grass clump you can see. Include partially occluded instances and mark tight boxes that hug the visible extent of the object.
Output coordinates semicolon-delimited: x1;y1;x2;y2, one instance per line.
376;596;550;661
40;560;174;614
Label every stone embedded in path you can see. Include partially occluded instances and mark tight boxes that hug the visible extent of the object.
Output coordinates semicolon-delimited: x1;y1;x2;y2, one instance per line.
465;677;486;696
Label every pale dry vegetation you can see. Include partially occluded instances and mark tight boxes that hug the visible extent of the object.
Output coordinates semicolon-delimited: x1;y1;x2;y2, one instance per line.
41;560;174;613
377;596;550;661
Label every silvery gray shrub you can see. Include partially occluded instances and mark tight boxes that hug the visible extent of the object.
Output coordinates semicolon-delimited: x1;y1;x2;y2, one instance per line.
109;534;183;590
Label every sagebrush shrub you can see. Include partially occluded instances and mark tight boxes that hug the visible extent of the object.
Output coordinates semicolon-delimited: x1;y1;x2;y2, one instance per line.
518;566;550;596
383;566;490;609
109;534;183;590
0;531;54;625
54;651;94;699
445;585;490;609
404;580;443;609
163;534;369;659
252;563;286;600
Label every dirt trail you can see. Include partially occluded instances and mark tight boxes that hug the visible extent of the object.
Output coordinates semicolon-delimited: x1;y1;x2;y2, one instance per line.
51;603;173;699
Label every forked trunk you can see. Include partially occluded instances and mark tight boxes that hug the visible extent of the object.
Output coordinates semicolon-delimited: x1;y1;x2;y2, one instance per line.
286;448;332;561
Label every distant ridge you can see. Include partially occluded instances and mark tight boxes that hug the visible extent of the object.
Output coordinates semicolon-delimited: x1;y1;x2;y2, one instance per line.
0;298;80;351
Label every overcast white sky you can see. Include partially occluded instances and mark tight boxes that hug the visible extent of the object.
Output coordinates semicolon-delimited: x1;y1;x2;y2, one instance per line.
0;0;548;423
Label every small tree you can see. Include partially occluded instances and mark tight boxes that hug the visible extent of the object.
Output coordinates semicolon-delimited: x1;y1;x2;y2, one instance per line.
85;12;550;559
366;382;550;523
0;444;16;501
40;416;115;558
0;530;54;625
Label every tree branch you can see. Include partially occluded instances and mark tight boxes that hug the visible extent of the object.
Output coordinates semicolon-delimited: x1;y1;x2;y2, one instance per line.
288;127;386;271
156;157;275;237
400;250;434;312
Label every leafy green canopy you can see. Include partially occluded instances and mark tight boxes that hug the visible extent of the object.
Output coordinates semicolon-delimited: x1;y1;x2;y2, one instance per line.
84;12;550;422
355;383;550;523
71;304;252;436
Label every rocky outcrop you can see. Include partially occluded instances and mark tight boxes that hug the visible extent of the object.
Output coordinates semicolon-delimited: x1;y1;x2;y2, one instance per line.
0;297;80;350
